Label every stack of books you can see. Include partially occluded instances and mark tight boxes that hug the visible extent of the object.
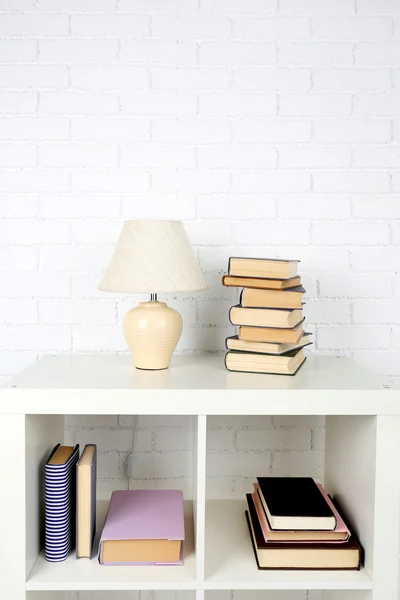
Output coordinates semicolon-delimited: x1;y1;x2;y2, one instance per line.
45;443;97;562
45;445;185;565
246;477;362;570
223;257;312;375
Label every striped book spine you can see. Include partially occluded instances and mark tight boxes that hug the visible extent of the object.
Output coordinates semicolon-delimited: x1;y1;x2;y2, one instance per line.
45;445;79;562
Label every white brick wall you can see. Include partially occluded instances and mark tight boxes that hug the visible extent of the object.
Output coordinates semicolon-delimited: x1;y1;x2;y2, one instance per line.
0;2;399;597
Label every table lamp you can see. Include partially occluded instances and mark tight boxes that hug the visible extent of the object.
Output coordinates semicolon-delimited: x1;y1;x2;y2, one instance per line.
98;219;208;370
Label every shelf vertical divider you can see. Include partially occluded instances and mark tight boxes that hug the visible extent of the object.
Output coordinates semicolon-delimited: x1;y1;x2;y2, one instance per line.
370;415;400;599
193;414;207;583
0;414;26;600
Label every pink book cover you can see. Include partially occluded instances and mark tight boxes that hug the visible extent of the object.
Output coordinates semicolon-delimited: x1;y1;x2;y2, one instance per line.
98;490;185;565
252;482;350;544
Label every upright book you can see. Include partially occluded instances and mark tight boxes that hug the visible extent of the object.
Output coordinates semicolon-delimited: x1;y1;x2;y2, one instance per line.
45;444;79;562
246;494;361;570
76;444;97;559
98;490;185;565
228;257;299;279
257;477;336;531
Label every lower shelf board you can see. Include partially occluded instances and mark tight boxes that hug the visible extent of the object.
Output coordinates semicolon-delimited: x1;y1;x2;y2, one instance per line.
26;499;373;592
204;500;373;591
26;499;196;591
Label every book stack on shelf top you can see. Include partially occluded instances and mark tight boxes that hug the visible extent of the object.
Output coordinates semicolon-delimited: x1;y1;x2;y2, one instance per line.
246;477;362;570
223;257;312;375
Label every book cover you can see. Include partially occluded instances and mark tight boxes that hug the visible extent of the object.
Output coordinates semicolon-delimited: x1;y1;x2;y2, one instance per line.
225;334;312;356
222;275;301;290
225;349;306;376
45;444;79;562
229;305;304;329
240;287;306;309
256;477;336;531
76;444;97;559
98;490;185;565
252;484;350;543
228;257;299;279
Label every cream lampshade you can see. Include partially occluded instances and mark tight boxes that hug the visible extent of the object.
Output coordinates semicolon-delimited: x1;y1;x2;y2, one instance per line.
98;220;208;370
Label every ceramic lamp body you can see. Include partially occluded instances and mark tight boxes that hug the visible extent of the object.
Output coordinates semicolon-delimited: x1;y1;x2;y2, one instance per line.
123;301;183;370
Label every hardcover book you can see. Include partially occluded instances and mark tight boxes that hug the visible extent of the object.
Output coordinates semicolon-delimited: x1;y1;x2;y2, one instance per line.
222;275;301;290
252;484;350;543
225;348;306;376
225;333;312;356
240;287;306;310
230;306;304;329
238;322;305;344
98;490;185;565
45;444;79;562
76;444;97;559
245;494;361;570
256;477;336;531
228;257;299;279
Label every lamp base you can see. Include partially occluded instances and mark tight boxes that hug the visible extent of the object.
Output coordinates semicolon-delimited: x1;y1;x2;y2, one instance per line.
123;301;183;370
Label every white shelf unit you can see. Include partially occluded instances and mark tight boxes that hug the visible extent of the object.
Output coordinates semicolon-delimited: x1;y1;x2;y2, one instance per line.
1;354;399;600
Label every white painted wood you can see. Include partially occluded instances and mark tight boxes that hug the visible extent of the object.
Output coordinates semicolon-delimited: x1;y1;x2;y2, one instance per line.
1;355;396;416
194;415;207;582
204;500;372;590
322;592;371;600
0;414;27;600
27;500;195;591
324;417;377;576
1;354;399;596
28;593;66;600
26;415;64;578
370;416;400;600
196;590;205;600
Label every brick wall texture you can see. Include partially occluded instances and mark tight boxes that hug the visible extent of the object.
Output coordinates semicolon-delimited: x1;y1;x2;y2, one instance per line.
0;1;399;597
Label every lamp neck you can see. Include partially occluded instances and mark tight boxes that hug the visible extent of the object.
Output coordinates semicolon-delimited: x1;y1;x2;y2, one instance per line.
150;293;158;302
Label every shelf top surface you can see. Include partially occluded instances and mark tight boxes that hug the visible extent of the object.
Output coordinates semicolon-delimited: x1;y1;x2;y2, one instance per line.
3;353;386;391
1;354;398;415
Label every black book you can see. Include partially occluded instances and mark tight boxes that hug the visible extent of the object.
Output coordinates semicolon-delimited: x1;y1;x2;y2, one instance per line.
256;477;336;531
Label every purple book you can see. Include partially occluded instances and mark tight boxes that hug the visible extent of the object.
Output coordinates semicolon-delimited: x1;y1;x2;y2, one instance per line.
98;490;185;565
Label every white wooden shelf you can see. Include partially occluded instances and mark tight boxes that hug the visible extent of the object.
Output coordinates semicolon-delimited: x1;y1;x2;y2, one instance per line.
0;353;399;600
2;354;397;415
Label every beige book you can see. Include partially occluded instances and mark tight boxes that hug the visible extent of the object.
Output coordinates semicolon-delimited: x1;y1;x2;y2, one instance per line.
77;445;96;559
222;275;301;290
226;333;312;356
102;539;181;564
241;286;305;310
229;257;299;279
230;305;303;329
225;348;306;375
238;323;304;344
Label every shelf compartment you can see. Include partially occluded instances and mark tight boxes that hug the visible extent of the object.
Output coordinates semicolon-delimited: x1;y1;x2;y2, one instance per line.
26;500;196;591
204;500;372;591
